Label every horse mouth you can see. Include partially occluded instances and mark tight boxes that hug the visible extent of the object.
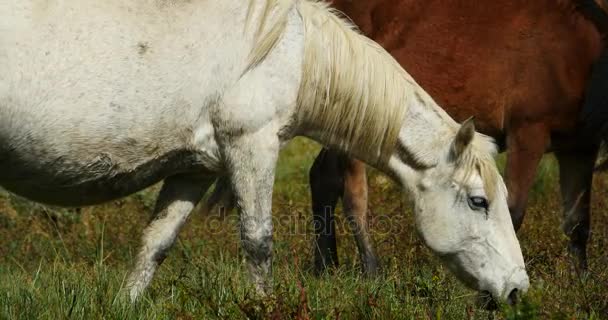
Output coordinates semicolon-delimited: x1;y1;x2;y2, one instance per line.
507;288;519;305
476;291;499;311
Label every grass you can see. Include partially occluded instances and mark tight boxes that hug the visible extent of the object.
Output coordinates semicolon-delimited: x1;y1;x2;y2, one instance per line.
0;138;607;319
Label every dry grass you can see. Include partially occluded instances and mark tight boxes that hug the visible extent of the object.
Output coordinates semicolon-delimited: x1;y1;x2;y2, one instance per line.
0;138;606;319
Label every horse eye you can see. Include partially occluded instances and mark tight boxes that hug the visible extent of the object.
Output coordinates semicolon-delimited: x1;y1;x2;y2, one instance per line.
468;196;489;211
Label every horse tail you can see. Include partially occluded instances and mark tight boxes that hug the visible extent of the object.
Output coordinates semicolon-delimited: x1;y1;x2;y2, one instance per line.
574;0;608;36
575;1;608;169
580;48;608;170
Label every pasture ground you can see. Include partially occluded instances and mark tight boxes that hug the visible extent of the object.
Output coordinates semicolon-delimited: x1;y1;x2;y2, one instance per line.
0;138;606;319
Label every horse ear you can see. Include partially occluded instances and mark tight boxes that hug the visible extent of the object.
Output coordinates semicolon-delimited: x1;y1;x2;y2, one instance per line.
453;117;476;157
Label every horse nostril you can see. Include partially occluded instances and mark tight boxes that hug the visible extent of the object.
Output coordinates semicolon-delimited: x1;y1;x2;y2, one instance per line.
507;288;519;305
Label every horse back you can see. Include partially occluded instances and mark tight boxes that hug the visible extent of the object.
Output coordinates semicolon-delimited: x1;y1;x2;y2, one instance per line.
332;0;604;140
0;0;262;205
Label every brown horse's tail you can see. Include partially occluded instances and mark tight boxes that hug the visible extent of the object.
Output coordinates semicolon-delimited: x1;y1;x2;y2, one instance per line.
576;2;608;169
574;0;608;36
581;49;608;162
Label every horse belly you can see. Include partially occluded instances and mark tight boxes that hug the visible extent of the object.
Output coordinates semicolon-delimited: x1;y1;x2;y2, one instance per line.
0;104;222;206
0;145;215;207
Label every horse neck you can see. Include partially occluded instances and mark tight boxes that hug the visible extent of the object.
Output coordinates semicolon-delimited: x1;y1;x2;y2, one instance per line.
295;0;453;167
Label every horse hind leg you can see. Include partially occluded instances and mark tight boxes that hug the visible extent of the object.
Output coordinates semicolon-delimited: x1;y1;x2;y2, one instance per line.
309;148;343;274
342;157;379;275
126;175;213;302
555;148;597;272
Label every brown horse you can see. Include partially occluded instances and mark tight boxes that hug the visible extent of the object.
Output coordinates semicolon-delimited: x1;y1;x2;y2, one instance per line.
310;0;608;275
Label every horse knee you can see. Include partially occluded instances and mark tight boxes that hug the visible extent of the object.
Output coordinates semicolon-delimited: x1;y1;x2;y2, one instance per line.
563;218;590;243
343;170;368;213
240;218;273;265
242;233;273;263
141;229;175;263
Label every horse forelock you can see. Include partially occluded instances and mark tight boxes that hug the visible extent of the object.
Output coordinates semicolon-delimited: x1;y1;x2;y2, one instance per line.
295;0;410;166
454;134;501;203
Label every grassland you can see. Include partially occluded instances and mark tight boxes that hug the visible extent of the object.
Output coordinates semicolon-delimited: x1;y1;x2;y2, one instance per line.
0;138;606;319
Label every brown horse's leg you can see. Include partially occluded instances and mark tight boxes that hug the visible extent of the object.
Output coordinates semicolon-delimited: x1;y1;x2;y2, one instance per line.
342;158;379;275
555;148;597;271
505;124;550;230
310;148;343;273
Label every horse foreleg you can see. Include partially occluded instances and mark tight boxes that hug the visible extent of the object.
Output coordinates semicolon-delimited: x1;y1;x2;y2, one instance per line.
310;148;343;273
126;175;213;302
555;148;597;272
342;157;379;275
504;124;550;230
225;133;279;295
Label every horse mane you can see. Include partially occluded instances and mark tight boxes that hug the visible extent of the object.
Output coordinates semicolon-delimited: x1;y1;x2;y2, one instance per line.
246;0;295;72
294;0;409;165
246;0;502;194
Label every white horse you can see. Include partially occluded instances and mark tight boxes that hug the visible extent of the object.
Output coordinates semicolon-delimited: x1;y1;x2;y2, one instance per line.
0;0;529;303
